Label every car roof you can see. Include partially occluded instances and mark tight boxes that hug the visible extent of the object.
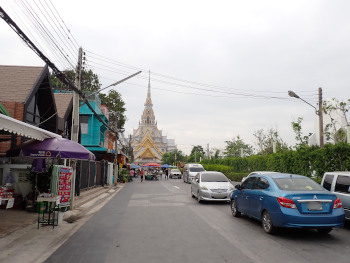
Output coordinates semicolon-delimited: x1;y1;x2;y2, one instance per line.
200;171;223;175
324;171;350;176
252;172;306;179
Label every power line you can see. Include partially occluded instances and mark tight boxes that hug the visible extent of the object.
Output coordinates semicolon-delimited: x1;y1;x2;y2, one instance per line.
0;6;115;134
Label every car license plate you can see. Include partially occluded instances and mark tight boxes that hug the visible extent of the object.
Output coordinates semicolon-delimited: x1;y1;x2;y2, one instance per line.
307;202;322;211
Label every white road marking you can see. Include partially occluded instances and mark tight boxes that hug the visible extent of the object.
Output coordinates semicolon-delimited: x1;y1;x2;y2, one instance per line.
174;186;180;189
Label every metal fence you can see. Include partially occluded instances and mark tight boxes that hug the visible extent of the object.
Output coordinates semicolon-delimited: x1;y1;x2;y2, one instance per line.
75;160;109;194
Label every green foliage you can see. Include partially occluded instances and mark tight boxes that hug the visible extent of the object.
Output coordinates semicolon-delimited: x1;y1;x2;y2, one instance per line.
188;145;205;162
323;98;350;143
291;117;311;148
50;69;101;92
224;135;253;157
99;90;126;129
253;128;289;154
202;143;350;181
162;149;186;165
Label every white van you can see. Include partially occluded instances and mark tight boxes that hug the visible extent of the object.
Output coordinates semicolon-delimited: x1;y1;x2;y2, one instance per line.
320;171;350;221
183;163;205;184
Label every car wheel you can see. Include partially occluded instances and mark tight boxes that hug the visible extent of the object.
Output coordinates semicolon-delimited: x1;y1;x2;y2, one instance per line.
231;200;241;217
197;191;201;203
262;211;275;234
317;228;332;235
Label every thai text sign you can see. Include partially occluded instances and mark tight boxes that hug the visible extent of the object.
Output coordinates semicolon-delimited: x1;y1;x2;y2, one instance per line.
58;166;72;206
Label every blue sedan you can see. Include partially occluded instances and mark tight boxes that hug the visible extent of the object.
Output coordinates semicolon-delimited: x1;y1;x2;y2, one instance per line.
230;173;345;234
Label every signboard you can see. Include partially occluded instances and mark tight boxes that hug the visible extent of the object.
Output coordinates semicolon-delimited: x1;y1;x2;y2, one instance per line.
58;166;72;206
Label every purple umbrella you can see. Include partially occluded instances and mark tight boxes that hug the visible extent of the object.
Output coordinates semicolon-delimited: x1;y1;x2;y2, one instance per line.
7;137;95;160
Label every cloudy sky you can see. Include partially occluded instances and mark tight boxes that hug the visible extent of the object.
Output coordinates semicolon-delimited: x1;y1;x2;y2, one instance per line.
1;0;350;154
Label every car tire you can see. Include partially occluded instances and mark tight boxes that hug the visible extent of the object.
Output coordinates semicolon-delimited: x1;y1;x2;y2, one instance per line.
231;200;241;217
262;211;275;234
317;228;332;235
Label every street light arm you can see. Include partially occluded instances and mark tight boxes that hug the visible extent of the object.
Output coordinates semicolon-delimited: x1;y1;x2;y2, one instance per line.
288;90;318;115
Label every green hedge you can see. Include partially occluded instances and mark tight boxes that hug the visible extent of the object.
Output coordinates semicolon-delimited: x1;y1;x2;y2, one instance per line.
201;143;350;180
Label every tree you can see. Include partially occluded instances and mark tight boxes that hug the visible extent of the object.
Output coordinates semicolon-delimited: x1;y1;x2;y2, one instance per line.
291;117;311;148
224;135;253;157
100;90;126;130
162;149;186;165
50;69;101;92
188;145;205;162
211;148;222;159
323;98;350;143
253;128;289;154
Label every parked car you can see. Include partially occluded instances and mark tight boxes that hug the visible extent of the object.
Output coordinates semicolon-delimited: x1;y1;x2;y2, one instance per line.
183;163;205;183
241;171;277;183
230;172;345;234
170;169;181;179
320;171;350;221
191;171;234;203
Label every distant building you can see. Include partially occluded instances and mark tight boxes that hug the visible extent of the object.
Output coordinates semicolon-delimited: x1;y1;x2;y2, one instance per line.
130;78;176;164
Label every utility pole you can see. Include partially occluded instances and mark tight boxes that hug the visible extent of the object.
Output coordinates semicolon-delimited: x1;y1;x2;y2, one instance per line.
70;47;83;210
318;87;324;148
71;47;83;143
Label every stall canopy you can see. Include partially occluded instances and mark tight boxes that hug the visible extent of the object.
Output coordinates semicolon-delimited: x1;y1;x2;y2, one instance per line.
7;137;95;160
143;163;161;167
0;114;61;141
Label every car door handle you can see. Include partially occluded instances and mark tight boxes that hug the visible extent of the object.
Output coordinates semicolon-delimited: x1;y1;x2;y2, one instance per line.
260;197;264;200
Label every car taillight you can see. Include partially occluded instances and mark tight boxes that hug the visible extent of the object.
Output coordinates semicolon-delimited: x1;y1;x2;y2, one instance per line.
277;197;297;209
333;198;342;209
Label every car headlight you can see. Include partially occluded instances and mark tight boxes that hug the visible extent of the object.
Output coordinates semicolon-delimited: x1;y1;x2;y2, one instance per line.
229;185;234;191
200;185;208;190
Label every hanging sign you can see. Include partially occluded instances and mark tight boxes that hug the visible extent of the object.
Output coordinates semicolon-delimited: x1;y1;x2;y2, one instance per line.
58;166;73;206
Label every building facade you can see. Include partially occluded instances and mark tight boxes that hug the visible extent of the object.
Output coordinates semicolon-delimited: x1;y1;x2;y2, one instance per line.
131;79;176;164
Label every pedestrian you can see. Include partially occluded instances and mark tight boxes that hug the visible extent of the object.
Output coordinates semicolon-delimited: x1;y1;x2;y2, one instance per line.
165;168;169;180
140;169;144;182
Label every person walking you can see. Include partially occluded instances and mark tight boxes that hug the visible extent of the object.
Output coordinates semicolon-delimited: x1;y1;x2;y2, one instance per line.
165;168;169;180
140;169;144;182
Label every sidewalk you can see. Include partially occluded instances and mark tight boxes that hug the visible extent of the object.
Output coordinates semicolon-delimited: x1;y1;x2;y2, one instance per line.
0;184;124;263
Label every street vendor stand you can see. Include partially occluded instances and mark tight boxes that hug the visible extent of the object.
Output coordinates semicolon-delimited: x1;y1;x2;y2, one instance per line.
6;137;95;229
37;195;61;228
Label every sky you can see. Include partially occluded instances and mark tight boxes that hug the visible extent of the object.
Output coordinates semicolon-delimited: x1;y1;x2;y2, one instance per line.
1;0;350;155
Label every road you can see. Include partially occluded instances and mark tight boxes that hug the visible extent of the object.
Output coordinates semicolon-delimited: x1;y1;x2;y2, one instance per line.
45;178;350;263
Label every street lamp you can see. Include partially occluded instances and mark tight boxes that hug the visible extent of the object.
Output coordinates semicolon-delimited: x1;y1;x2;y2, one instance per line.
288;88;324;147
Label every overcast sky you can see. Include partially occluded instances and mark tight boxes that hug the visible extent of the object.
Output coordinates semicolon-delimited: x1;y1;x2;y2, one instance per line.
1;0;350;155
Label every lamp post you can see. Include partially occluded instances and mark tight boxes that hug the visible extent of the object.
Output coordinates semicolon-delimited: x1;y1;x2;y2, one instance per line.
288;88;324;147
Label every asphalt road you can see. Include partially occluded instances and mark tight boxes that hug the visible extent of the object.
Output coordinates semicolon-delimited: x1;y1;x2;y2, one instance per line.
45;178;350;263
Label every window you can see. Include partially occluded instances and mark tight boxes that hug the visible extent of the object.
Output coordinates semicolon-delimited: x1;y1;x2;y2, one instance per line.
274;177;324;191
335;175;350;194
241;177;256;190
253;177;270;190
201;172;228;182
323;174;334;191
189;167;205;172
80;115;89;134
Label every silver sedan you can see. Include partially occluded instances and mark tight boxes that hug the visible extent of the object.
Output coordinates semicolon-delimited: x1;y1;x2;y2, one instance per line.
191;171;234;203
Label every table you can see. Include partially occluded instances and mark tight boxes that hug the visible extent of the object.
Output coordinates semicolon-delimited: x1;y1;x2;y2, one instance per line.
37;196;61;229
0;197;14;209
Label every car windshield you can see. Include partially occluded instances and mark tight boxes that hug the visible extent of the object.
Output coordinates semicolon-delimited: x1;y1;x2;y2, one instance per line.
189;167;205;172
201;173;228;182
274;177;324;191
171;169;180;173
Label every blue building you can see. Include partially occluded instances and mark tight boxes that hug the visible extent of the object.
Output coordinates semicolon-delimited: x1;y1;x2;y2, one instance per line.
79;94;109;154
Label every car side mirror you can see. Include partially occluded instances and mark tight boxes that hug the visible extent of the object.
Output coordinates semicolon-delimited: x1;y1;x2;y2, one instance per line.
235;184;241;190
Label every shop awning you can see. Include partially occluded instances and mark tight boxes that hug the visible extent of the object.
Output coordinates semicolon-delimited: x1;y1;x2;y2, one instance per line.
0;114;61;141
